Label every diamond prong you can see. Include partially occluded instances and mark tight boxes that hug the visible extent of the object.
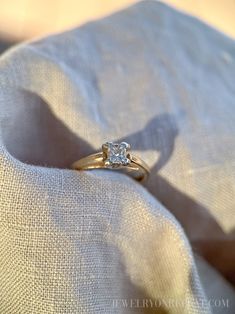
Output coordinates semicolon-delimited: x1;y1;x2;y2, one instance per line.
120;142;130;150
102;142;111;153
102;143;108;151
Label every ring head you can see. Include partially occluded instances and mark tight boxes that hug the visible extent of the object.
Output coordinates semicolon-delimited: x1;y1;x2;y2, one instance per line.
103;142;131;168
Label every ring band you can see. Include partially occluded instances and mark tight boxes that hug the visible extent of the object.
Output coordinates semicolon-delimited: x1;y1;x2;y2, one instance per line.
71;142;150;182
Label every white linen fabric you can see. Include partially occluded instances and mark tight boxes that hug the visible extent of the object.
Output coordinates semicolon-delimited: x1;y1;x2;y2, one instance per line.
0;1;234;313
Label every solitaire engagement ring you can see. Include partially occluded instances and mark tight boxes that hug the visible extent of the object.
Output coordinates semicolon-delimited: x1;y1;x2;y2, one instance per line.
71;142;150;182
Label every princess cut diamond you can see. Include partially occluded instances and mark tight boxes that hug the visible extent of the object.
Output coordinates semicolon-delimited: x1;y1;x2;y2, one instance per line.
103;142;131;168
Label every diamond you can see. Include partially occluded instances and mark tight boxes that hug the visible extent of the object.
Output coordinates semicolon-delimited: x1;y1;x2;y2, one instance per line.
103;142;131;168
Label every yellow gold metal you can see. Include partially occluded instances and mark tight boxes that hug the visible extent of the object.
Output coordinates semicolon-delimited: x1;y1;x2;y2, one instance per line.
71;142;150;182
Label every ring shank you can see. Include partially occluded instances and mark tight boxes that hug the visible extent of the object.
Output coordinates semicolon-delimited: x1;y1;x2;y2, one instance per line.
71;152;149;182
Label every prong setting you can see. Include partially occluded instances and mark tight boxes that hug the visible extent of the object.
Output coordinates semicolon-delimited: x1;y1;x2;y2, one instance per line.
102;142;131;168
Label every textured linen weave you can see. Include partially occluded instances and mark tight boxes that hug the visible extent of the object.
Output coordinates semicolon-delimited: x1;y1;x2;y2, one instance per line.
0;1;235;313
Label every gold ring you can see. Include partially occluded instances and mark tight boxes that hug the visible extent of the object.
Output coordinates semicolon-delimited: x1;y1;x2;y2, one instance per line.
71;142;150;182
